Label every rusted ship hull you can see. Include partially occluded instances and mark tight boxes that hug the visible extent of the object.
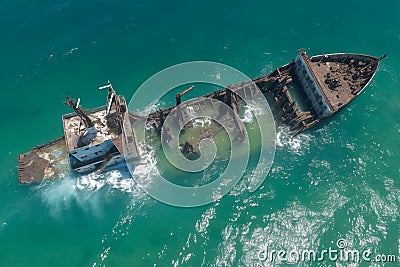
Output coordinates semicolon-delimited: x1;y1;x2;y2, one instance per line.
18;136;68;183
18;50;384;184
254;51;382;134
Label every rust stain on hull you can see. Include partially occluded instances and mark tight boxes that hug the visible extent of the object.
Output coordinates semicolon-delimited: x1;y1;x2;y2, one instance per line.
18;136;68;183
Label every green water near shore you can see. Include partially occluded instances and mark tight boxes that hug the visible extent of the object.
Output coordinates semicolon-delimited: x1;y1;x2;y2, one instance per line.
0;1;399;266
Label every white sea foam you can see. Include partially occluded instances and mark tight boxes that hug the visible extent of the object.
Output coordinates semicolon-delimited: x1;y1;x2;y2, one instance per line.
276;126;312;156
261;62;274;75
215;224;238;266
195;207;216;234
39;177;104;218
192;117;211;128
241;103;264;124
91;142;158;265
136;99;162;116
63;47;78;57
94;188;153;266
240;202;329;266
38;139;159;222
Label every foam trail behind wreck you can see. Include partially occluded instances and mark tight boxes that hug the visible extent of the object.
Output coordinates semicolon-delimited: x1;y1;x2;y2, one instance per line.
90;142;158;266
35;139;158;222
35;141;158;266
276;126;313;156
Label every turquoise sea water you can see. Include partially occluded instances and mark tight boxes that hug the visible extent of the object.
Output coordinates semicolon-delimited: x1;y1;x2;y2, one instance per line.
1;1;399;266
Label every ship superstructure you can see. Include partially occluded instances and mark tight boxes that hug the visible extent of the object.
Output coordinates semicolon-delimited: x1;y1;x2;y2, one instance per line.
18;82;140;183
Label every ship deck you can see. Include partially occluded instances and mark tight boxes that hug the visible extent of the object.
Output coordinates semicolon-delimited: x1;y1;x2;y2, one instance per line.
306;53;379;112
62;107;121;152
252;52;381;134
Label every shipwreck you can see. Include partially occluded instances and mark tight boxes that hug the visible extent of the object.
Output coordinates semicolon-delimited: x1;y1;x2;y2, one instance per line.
18;49;385;184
